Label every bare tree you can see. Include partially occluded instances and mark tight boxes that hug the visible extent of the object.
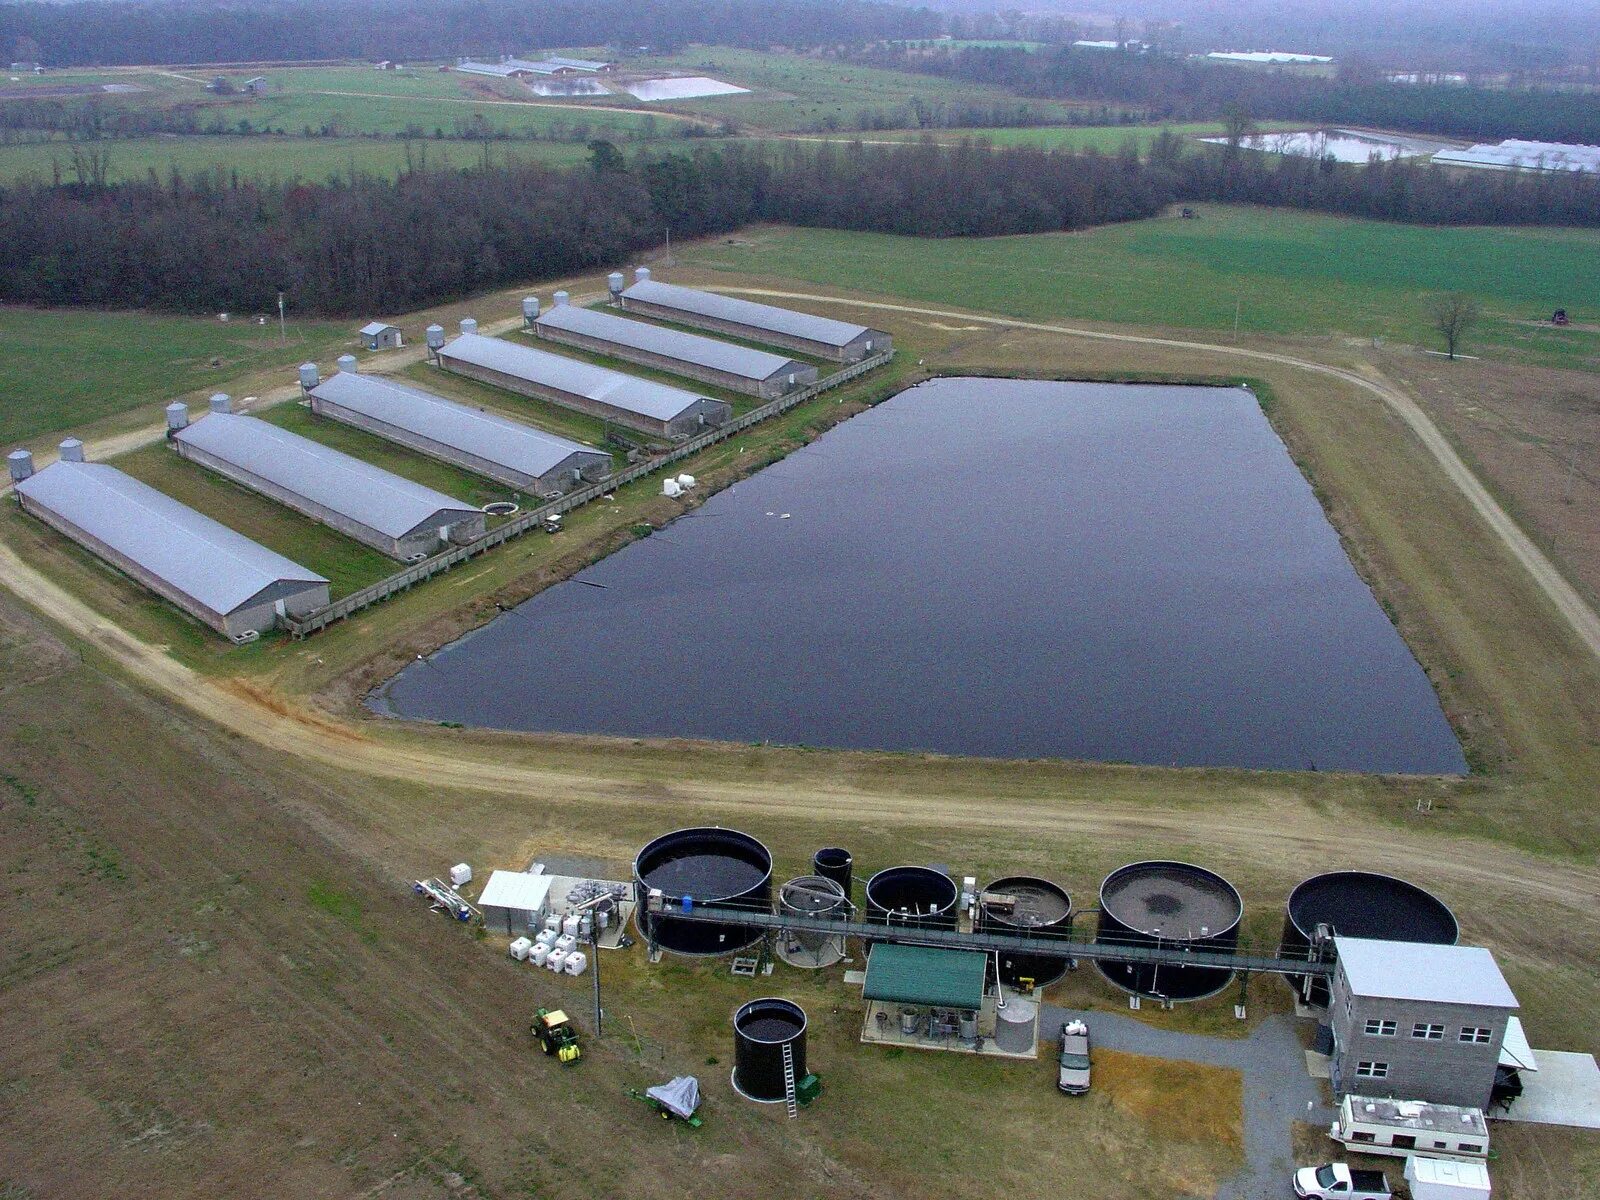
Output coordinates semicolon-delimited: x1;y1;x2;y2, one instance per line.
1428;292;1481;360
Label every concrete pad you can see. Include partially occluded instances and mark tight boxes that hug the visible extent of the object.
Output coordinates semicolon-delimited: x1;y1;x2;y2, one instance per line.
1304;1050;1332;1079
1496;1052;1600;1129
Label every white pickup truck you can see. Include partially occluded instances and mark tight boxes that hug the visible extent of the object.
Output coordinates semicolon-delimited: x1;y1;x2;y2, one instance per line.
1294;1163;1393;1200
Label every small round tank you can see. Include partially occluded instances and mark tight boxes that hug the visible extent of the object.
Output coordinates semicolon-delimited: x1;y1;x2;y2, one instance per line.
1094;861;1242;1001
732;998;807;1103
776;875;848;969
459;317;478;337
1283;871;1458;1005
993;998;1037;1055
865;866;958;934
813;847;853;897
980;876;1072;990
633;827;771;956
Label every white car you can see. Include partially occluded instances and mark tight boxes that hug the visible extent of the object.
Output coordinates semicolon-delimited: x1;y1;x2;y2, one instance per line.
1058;1019;1091;1095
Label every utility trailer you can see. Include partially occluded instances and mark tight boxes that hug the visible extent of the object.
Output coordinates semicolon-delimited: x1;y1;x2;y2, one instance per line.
1330;1095;1489;1162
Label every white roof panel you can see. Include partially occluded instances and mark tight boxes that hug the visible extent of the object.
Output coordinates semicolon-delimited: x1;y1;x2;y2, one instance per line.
15;460;326;614
478;870;554;911
439;332;716;423
1334;936;1519;1008
1499;1014;1538;1072
309;372;610;481
175;413;480;539
622;279;874;349
536;303;805;381
359;322;396;336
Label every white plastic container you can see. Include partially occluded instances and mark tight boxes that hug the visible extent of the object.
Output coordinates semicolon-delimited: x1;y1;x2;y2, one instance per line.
563;950;588;976
529;942;551;967
677;473;696;489
562;914;581;938
508;936;533;961
449;863;472;886
535;928;559;949
663;478;682;497
555;933;578;953
546;947;568;972
543;913;561;934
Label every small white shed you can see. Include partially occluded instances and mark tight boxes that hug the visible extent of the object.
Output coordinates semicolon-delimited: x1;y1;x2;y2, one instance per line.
478;870;554;935
360;321;403;351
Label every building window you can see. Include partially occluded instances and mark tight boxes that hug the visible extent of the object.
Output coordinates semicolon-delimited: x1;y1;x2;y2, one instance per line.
1412;1023;1445;1040
1460;1026;1492;1044
1356;1061;1390;1079
1365;1019;1397;1037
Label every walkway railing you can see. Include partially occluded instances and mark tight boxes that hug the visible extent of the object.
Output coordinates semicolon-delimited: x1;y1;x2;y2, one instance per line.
285;349;895;637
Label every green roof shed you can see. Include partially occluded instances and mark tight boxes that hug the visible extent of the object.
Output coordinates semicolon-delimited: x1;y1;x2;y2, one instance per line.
862;944;987;1010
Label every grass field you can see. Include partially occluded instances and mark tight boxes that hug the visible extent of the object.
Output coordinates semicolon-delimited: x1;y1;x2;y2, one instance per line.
681;210;1600;371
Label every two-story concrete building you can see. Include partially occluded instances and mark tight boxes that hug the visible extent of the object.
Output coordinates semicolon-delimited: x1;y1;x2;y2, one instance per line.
1328;937;1519;1110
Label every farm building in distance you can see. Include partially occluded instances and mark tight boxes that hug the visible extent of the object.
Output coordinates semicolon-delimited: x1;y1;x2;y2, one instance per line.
535;291;818;398
170;406;485;560
618;269;891;362
437;330;732;439
1432;139;1600;173
307;369;612;497
359;322;403;351
8;445;328;641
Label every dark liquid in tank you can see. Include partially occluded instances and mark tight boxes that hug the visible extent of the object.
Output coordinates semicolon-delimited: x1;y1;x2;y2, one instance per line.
740;1016;803;1040
643;852;766;897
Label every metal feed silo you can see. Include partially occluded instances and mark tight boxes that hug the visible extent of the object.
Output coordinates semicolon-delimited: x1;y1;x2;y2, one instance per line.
633;826;772;956
775;876;848;969
980;876;1072;990
1094;861;1242;1001
1282;871;1458;1006
731;998;807;1103
812;847;853;897
865;866;958;936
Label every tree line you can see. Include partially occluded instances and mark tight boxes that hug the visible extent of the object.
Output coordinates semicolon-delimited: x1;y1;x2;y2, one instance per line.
2;0;939;68
868;45;1600;146
0;137;1595;316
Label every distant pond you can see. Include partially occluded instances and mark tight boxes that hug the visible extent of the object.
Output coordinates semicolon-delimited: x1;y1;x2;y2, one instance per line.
373;378;1466;775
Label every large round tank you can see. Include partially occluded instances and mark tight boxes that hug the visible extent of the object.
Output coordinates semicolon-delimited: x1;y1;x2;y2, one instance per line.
980;876;1073;990
993;998;1038;1055
1283;871;1459;1005
813;847;853;897
633;827;771;956
1094;861;1242;1001
865;866;958;934
776;875;849;969
732;998;807;1103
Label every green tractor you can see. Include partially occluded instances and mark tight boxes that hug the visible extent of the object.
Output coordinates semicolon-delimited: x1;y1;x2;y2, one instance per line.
532;1008;581;1064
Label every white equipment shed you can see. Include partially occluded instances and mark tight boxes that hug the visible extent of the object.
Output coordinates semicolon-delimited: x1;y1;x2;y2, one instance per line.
478;870;554;936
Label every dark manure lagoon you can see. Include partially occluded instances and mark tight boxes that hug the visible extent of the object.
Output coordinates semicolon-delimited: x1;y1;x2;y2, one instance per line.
373;378;1466;775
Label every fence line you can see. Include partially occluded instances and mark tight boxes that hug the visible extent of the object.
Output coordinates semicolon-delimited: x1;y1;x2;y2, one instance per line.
286;349;895;637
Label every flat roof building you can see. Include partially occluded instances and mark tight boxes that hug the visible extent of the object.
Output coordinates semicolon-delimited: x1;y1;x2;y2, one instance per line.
12;451;327;641
172;410;485;561
438;330;732;439
307;370;612;497
619;269;891;362
535;294;817;398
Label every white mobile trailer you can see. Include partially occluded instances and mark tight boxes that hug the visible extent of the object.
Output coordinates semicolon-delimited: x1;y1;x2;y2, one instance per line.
1330;1095;1489;1162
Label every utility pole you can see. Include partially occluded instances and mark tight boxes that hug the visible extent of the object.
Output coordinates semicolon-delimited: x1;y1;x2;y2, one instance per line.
590;919;603;1037
277;290;287;346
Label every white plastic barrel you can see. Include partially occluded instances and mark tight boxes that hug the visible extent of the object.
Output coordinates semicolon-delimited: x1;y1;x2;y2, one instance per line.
508;937;532;961
562;914;581;938
663;478;682;498
677;473;696;488
563;951;588;976
529;943;551;967
547;948;568;972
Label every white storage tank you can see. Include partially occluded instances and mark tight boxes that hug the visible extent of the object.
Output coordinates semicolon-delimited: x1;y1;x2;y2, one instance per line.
555;933;577;953
677;473;696;489
450;863;472;886
547;947;569;972
663;478;682;497
562;914;581;938
508;936;533;961
563;950;588;976
529;942;551;967
994;998;1038;1055
543;913;561;934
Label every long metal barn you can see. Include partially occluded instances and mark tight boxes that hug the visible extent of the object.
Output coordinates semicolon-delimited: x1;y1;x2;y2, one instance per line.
437;330;733;439
9;444;328;641
533;292;818;398
306;368;612;497
618;268;892;363
171;406;485;560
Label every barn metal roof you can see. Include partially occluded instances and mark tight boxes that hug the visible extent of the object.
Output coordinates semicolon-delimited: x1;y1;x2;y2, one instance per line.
359;321;397;336
440;332;716;423
622;279;876;348
309;372;610;481
174;413;480;539
478;870;554;912
1334;937;1519;1008
863;943;987;1010
15;460;326;615
536;303;806;382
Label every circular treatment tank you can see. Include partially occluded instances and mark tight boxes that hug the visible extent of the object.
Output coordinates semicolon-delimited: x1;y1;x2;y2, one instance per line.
776;875;849;969
865;865;959;935
633;827;772;956
1094;861;1243;1001
731;998;808;1103
813;847;853;897
980;876;1073;990
1282;871;1459;1006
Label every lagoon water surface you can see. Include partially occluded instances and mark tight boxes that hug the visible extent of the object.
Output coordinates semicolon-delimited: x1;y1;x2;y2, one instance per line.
375;379;1466;774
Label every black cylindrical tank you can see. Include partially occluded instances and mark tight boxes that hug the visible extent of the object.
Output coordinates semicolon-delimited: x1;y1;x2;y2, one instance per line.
1282;871;1459;1005
732;998;807;1103
633;827;772;956
865;865;958;934
813;847;853;897
1094;861;1242;1001
980;876;1073;990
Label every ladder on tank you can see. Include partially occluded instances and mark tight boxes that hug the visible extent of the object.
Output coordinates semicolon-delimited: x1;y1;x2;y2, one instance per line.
781;1042;798;1119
